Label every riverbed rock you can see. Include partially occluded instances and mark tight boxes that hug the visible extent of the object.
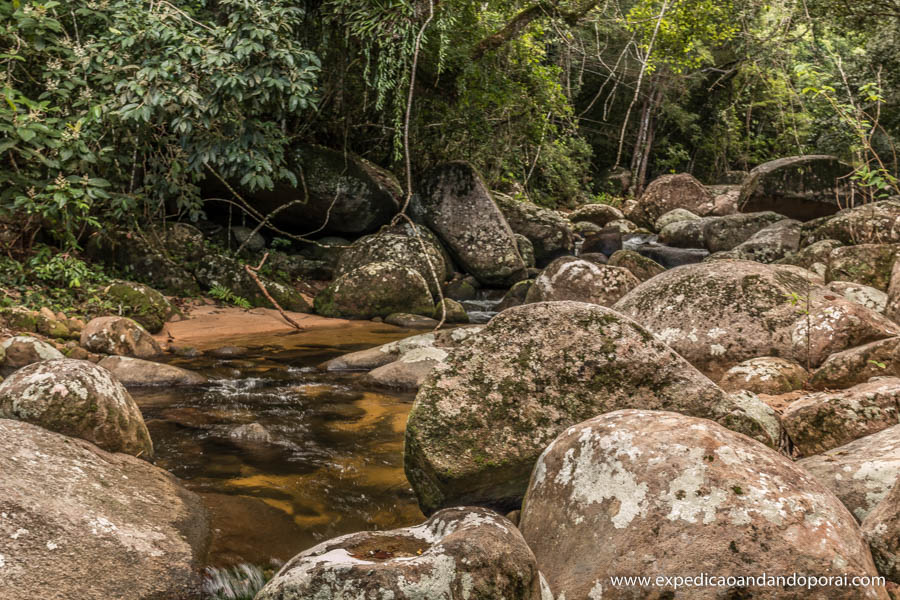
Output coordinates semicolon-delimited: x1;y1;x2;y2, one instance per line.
811;337;900;389
739;155;854;219
98;356;207;387
782;379;900;456
520;409;884;600
887;259;900;323
659;217;707;248
0;418;208;600
366;346;448;390
862;480;900;583
718;357;808;394
104;281;177;334
192;253;312;313
405;301;783;515
497;280;533;312
416;162;527;285
0;335;64;368
567;203;624;227
654;207;700;231
703;211;788;253
706;183;742;215
495;193;575;263
433;298;469;323
799;424;900;521
827;244;900;291
809;200;900;245
256;507;547;600
711;219;802;263
0;359;153;458
336;232;448;297
631;173;715;227
384;313;439;329
607;249;666;282
80;316;162;358
314;262;434;319
581;227;623;255
613;260;899;379
524;256;640;306
828;281;889;313
780;238;844;276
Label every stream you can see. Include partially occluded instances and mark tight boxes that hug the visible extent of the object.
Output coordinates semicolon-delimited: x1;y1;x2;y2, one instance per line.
131;323;426;570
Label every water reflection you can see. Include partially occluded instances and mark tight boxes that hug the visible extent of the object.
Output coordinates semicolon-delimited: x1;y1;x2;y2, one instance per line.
132;325;425;568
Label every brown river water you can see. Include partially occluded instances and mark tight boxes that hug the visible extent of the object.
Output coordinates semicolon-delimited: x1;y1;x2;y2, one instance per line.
131;323;425;569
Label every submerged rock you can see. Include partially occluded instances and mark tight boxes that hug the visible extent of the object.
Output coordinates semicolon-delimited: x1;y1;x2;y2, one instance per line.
0;359;153;458
80;317;162;358
98;356;208;387
314;262;434;319
405;301;782;515
256;507;547;600
799;424;900;521
520;409;884;600
524;256;640;307
0;419;208;600
0;335;64;368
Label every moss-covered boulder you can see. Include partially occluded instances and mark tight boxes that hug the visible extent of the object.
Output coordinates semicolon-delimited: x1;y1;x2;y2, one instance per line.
0;307;38;333
80;317;162;358
607;249;665;282
778;238;843;276
613;260;899;379
567;203;624;227
0;359;153;458
104;281;177;333
315;262;434;319
631;173;715;227
336;232;448;297
1;335;65;368
433;298;469;323
808;199;900;245
193;254;311;312
513;233;536;268
826;243;900;291
654;207;700;231
524;256;640;307
416;162;527;285
702;211;787;252
496;279;533;311
404;301;783;515
494;192;575;263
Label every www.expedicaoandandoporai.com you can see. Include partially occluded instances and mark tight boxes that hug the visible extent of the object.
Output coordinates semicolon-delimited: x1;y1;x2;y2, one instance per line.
606;573;886;592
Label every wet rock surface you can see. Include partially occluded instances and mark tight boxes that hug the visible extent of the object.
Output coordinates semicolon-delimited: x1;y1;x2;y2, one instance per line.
98;356;208;387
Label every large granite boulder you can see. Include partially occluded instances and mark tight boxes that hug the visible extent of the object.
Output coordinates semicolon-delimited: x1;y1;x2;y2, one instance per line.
192;254;311;313
718;356;809;395
630;173;715;227
808;200;900;245
405;301;783;515
710;219;802;263
0;418;208;600
98;356;208;387
828;281;889;313
703;211;787;253
739;155;854;219
799;424;900;521
104;281;177;334
613;260;900;380
659;217;707;248
782;379;900;456
0;359;153;458
336;232;448;297
80;317;162;359
494;193;575;263
256;507;548;600
416;162;527;285
862;480;900;583
827;244;900;291
524;256;640;306
520;410;885;600
567;203;624;227
810;337;900;389
314;262;434;319
0;335;64;368
607;249;666;282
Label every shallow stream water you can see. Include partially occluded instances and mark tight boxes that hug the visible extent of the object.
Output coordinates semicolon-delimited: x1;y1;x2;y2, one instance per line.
131;324;425;569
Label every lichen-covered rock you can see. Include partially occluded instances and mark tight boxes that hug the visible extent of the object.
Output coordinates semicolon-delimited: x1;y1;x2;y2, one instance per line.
887;259;900;323
104;281;177;334
228;225;266;252
193;253;312;313
572;220;602;236
520;410;884;600
779;238;844;276
811;337;900;389
384;313;439;329
0;418;208;600
862;479;900;583
605;218;642;234
782;379;900;456
703;211;788;253
494;193;575;263
512;233;536;269
799;424;900;521
256;507;547;600
0;335;64;368
416;162;527;285
719;357;808;395
711;219;802;263
80;316;162;358
613;260;899;379
524;256;640;307
828;281;889;313
98;356;207;387
706;183;742;215
607;249;666;282
631;173;715;227
581;227;623;256
34;312;71;339
405;301;783;515
567;203;624;227
0;359;153;458
366;346;449;390
659;217;707;248
444;276;478;302
497;279;533;311
739;155;853;219
809;200;900;245
827;244;900;291
654;207;700;232
336;232;448;297
314;262;434;319
433;298;469;323
0;307;38;333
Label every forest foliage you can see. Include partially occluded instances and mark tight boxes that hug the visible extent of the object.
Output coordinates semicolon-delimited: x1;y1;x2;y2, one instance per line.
2;0;899;252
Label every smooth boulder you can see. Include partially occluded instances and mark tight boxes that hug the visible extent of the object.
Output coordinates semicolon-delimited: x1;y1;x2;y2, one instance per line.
520;410;885;600
718;356;808;395
336;232;448;297
314;262;434;319
98;356;208;387
0;335;64;368
739;155;853;219
862;480;900;583
0;359;153;458
255;507;548;600
80;317;162;358
494;192;575;263
405;301;783;515
524;256;640;306
103;281;177;334
0;419;208;600
630;173;715;227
